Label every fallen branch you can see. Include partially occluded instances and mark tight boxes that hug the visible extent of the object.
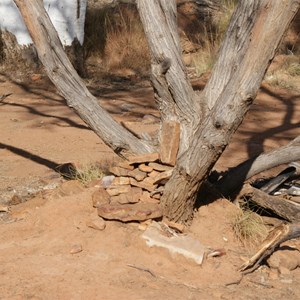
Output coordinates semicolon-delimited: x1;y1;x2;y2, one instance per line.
216;136;300;196
239;184;300;222
239;223;300;273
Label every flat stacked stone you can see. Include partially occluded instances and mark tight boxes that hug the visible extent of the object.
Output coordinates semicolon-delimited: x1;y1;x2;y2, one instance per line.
96;121;180;222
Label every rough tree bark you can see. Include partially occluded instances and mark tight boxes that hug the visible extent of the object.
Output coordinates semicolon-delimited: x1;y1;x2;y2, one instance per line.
14;0;300;223
137;0;300;222
13;0;155;156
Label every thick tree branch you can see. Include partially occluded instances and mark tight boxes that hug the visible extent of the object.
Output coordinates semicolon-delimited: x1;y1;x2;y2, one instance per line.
137;0;200;147
14;0;155;156
216;136;300;196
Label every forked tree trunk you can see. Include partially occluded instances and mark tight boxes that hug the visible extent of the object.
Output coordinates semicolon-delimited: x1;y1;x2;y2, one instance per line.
137;0;300;223
14;0;300;223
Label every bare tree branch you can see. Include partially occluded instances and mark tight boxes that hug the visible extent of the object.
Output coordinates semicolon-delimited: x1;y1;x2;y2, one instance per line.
217;136;300;196
13;0;155;156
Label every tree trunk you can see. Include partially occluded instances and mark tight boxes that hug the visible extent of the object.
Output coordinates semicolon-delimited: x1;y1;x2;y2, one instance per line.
13;0;155;156
217;136;300;196
137;0;300;223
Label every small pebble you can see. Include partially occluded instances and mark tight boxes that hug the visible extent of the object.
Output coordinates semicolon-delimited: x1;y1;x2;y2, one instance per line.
70;244;83;254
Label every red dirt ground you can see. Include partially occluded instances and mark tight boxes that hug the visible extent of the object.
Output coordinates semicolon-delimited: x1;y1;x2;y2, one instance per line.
0;70;299;299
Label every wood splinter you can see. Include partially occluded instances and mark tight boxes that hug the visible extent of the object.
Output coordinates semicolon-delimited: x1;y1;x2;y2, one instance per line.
239;223;300;273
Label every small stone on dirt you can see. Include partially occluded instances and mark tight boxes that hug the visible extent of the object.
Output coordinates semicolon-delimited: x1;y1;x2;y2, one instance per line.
70;244;83;254
267;248;300;271
86;216;106;231
56;180;84;197
7;194;25;206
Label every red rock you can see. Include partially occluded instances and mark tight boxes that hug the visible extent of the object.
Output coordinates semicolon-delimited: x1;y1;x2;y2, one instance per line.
163;220;185;233
97;202;162;222
111;176;130;186
118;161;135;170
127;153;160;165
267;248;300;271
92;188;111;207
130;178;157;192
152;169;173;184
109;166;130;177
159;121;180;166
138;164;153;173
56;180;84;197
140;191;160;204
106;185;131;196
148;170;160;178
86;215;106;231
148;162;173;172
128;168;147;181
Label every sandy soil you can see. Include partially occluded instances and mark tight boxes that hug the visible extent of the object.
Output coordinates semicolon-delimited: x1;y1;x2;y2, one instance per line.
0;71;300;299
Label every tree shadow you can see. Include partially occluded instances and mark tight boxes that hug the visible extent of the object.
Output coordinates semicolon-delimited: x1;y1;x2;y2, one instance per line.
196;84;300;208
0;142;60;171
246;85;300;158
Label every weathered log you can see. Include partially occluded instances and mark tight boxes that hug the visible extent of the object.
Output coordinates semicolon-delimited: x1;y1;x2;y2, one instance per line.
239;223;300;273
217;136;300;196
239;184;300;223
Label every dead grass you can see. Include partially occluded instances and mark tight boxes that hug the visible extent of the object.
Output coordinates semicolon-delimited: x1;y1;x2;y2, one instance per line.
190;0;237;77
264;55;300;91
231;204;268;248
103;5;150;76
58;162;107;186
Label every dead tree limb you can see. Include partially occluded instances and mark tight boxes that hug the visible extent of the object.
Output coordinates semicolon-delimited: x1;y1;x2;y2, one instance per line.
239;184;300;223
239;223;300;273
217;136;300;196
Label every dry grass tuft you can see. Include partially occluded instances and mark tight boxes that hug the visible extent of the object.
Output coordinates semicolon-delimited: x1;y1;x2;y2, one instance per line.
231;205;268;247
104;5;150;76
264;55;300;90
189;0;237;77
59;162;106;186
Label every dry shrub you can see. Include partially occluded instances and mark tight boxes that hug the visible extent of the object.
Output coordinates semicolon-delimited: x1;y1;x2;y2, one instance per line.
103;4;150;76
264;55;300;90
231;205;268;248
58;162;107;186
